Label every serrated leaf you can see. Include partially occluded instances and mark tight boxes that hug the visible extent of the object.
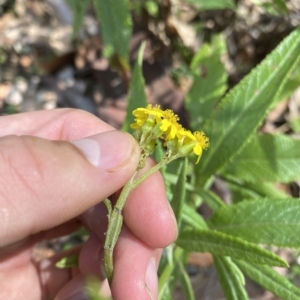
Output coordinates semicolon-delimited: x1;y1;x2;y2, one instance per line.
222;134;300;183
177;229;288;267
186;35;228;129
197;27;300;184
236;260;300;300
55;253;79;268
67;0;89;36
209;198;300;247
122;42;147;132
171;158;187;226
186;0;236;10
213;255;248;300
92;0;132;61
178;262;195;300
182;203;208;230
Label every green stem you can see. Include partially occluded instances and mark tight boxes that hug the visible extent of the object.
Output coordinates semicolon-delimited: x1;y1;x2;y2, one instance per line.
104;155;177;285
104;172;136;284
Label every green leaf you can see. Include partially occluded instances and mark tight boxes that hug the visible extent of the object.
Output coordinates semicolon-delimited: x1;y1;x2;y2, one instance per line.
158;247;184;300
209;198;300;247
55;253;79;268
171;158;188;226
92;0;132;61
197;27;300;184
122;42;147;132
236;260;300;300
224;174;287;203
177;229;288;267
213;256;248;300
67;0;89;36
222;134;300;183
178;262;195;300
85;276;113;300
186;0;236;10
275;64;300;103
290;117;300;133
186;35;227;129
198;189;225;211
182;203;208;230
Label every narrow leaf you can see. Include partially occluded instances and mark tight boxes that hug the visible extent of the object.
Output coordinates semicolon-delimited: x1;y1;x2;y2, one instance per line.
186;35;227;128
55;253;79;268
171;158;188;226
177;229;288;267
198;189;225;211
213;255;248;300
158;247;184;300
92;0;132;61
222;134;300;183
122;42;147;132
182;203;208;230
178;262;196;300
224;174;287;203
236;260;300;300
209;198;300;247
186;0;236;10
197;27;300;184
67;0;89;36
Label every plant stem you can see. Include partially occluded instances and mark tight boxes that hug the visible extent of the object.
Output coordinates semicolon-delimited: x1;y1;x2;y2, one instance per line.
104;155;177;285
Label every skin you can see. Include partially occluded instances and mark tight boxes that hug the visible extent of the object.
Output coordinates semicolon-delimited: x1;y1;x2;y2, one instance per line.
0;109;177;300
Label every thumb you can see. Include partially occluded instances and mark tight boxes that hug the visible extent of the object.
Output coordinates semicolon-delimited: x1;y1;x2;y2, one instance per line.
0;131;139;247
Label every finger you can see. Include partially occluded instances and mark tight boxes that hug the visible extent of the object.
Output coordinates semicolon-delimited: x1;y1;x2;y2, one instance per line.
0;131;139;247
123;158;177;248
81;159;177;249
0;108;114;140
111;225;162;300
70;226;162;300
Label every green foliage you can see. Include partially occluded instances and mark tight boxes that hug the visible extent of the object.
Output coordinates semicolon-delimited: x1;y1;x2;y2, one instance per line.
182;203;208;230
92;0;132;62
55;253;79;268
178;261;195;300
66;0;89;36
198;27;300;184
177;229;288;267
170;158;188;227
236;260;300;300
185;0;236;10
223;134;300;183
214;256;248;300
122;42;147;132
209;198;300;247
186;35;228;129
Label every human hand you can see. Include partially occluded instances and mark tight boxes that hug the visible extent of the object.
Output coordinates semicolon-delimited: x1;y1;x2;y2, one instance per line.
0;109;177;300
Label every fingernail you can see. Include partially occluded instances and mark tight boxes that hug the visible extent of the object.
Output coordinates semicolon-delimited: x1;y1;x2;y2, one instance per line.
145;258;158;300
71;131;135;170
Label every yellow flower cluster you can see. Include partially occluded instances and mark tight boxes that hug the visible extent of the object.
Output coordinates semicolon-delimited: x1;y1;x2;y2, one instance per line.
131;104;209;164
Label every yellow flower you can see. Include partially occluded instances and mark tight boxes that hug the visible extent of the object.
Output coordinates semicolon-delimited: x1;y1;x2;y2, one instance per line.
193;131;210;164
130;104;163;129
176;129;209;164
160;109;180;140
130;105;209;164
